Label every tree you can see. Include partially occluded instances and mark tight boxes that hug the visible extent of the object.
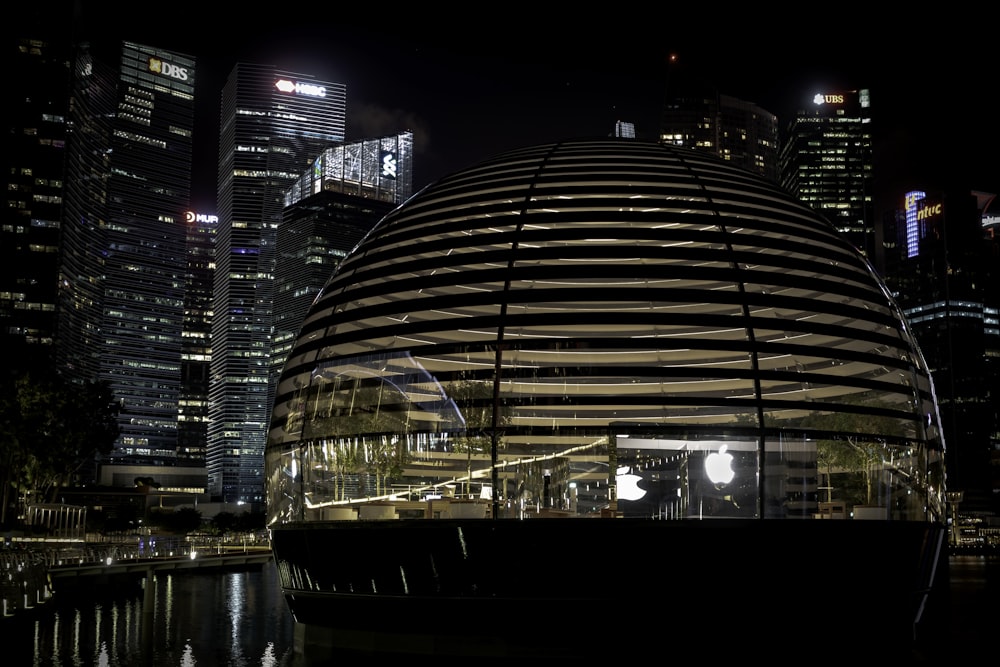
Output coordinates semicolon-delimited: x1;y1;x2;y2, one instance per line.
212;511;238;534
134;476;161;490
301;379;411;499
449;378;495;498
328;439;362;501
170;507;203;534
147;506;202;534
0;370;120;525
302;417;364;501
365;435;406;497
803;397;906;506
0;379;32;526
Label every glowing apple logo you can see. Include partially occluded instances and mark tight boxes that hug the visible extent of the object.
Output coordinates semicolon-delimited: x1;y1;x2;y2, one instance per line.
616;466;646;501
704;445;735;486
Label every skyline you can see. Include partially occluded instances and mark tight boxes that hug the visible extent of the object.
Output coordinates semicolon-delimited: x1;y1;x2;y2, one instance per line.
15;4;999;217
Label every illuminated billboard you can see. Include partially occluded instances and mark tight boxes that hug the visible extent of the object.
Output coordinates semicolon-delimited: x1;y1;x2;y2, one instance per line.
185;211;218;225
274;79;327;98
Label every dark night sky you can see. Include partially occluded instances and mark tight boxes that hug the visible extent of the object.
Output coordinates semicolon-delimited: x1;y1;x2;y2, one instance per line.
17;3;1000;218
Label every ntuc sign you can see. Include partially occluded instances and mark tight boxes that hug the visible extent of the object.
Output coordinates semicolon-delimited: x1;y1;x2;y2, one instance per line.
813;93;845;105
917;202;943;221
905;192;925;210
148;57;189;82
274;79;326;98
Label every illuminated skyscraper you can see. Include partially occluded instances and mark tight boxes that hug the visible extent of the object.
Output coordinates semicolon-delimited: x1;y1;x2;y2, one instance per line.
178;210;217;464
270;132;414;415
882;188;1000;510
780;89;874;259
57;40;196;469
2;29;71;376
614;120;635;138
659;57;779;182
209;63;346;507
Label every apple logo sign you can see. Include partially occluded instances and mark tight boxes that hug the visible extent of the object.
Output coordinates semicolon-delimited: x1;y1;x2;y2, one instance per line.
616;466;646;501
704;445;735;486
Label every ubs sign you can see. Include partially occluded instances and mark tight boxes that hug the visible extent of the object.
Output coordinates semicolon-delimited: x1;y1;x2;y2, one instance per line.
148;57;189;81
813;92;845;105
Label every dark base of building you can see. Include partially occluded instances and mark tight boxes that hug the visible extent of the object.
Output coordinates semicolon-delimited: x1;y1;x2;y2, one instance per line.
271;518;949;660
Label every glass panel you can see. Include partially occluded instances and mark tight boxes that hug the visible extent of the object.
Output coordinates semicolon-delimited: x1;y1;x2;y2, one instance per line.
613;432;760;519
763;431;939;521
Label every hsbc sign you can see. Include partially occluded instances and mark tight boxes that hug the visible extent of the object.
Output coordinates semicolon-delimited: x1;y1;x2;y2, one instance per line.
275;79;327;97
148;57;189;81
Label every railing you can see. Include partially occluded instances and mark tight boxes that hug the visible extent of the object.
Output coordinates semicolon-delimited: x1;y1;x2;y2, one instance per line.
2;541;271;619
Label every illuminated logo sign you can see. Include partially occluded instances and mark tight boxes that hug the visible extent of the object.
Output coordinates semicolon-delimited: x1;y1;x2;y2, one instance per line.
905;192;925;210
148;57;189;82
917;202;943;221
380;151;398;179
813;93;845;105
185;211;219;224
274;79;326;97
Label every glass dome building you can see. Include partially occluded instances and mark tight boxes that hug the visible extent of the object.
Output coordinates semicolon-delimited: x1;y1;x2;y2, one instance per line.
266;139;948;658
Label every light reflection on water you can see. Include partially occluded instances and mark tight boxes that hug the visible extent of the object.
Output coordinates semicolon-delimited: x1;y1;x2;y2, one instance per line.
10;553;998;663
13;560;296;667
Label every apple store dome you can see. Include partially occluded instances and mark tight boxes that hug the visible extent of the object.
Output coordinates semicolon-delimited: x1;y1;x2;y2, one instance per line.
265;138;948;657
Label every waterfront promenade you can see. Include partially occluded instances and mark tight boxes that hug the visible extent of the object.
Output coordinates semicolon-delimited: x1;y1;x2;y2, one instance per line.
2;538;271;618
3;539;998;663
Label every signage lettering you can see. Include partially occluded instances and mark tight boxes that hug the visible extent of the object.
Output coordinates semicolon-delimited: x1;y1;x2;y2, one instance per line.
917;203;943;221
185;211;218;224
148;57;189;81
813;93;845;105
274;79;327;98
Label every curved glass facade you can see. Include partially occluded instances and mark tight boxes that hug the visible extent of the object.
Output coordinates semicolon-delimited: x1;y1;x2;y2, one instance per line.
266;139;946;527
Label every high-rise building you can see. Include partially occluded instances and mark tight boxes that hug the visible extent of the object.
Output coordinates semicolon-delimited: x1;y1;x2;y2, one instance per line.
178;210;217;464
881;188;1000;511
56;40;196;472
209;63;346;507
614;120;635;139
2;29;72;377
271;132;414;414
780;89;875;260
659;58;779;182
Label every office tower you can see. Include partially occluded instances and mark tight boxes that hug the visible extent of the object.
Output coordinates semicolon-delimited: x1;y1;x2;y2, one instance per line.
2;29;72;377
209;63;346;507
780;89;875;260
660;58;779;182
614;120;635;138
882;188;1000;511
270;132;414;415
178;210;217;464
56;40;196;474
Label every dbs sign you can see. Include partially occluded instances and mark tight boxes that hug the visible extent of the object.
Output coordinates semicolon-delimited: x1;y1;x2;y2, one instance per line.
148;57;189;81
